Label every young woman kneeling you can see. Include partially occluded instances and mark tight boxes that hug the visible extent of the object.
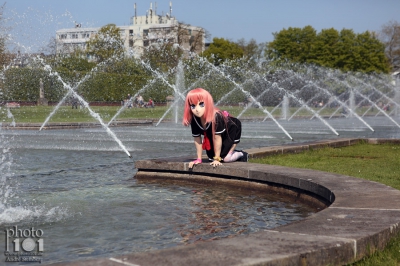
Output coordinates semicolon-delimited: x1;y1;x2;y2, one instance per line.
182;88;248;168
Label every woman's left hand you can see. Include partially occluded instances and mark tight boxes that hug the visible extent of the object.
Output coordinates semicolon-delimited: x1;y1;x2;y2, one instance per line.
210;160;222;167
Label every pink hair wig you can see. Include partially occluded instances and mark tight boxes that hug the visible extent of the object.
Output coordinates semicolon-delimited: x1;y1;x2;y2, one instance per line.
182;88;220;126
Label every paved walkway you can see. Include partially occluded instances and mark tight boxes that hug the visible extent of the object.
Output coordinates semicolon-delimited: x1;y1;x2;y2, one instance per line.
48;138;400;266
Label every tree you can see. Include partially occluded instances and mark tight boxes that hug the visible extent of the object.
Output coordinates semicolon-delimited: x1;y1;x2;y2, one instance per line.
56;50;96;73
236;38;264;62
141;42;183;72
379;20;400;71
267;26;317;63
77;57;150;102
40;36;58;57
0;3;10;68
353;31;389;73
266;26;389;73
202;37;243;65
333;29;358;71
333;29;389;73
311;28;340;68
86;24;125;62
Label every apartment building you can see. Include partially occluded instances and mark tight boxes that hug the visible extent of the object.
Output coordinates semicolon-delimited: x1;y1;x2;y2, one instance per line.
56;2;205;57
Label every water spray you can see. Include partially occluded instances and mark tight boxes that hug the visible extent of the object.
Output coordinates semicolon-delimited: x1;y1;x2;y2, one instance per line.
36;57;132;158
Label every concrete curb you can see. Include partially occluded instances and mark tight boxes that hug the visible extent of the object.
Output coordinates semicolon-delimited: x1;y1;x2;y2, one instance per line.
52;138;400;266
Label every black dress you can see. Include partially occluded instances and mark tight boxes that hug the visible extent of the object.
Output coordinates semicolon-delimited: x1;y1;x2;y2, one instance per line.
191;112;241;160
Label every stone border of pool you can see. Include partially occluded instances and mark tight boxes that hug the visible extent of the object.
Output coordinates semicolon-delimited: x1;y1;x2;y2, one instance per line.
52;138;400;266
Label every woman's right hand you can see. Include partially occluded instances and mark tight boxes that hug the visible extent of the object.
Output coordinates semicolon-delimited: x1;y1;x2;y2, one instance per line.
189;158;202;169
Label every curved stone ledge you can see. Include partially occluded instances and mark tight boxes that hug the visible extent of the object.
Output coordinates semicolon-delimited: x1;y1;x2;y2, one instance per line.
54;138;400;266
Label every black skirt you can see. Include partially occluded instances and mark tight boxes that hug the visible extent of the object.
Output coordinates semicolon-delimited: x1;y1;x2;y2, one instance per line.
205;116;242;160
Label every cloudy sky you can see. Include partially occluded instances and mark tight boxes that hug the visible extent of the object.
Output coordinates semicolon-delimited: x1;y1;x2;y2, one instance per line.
5;0;400;52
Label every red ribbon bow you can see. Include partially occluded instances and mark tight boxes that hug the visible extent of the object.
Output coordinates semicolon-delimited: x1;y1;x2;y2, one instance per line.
202;131;211;150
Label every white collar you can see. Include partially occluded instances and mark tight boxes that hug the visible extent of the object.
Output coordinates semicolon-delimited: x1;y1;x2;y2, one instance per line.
193;115;211;130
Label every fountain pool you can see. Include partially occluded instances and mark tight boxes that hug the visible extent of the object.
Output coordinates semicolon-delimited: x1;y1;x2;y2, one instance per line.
0;121;333;265
0;114;399;264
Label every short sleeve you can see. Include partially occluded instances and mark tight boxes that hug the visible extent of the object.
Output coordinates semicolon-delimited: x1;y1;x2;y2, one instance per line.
215;113;226;135
191;116;202;137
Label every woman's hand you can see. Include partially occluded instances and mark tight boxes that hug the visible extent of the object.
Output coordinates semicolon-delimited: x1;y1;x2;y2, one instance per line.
210;160;222;167
189;158;202;169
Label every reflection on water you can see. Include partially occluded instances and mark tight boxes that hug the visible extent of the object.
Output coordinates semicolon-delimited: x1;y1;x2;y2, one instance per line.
136;179;314;245
0;119;399;264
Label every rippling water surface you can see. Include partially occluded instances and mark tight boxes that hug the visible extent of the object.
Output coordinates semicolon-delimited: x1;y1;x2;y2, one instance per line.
0;118;399;264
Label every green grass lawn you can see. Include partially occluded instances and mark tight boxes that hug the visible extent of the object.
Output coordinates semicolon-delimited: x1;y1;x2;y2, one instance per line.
251;142;400;265
0;106;174;123
0;105;388;124
0;105;279;123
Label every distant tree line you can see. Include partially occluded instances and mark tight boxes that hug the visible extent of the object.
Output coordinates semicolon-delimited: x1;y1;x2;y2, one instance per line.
205;25;398;74
266;26;389;73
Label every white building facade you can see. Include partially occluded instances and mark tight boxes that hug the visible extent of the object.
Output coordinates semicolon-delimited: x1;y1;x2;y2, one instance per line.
56;2;205;57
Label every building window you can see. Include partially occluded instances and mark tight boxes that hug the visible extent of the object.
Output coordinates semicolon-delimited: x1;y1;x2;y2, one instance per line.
71;33;78;39
143;40;149;46
143;29;149;36
59;34;67;39
82;33;89;38
129;30;133;36
129;40;134;47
